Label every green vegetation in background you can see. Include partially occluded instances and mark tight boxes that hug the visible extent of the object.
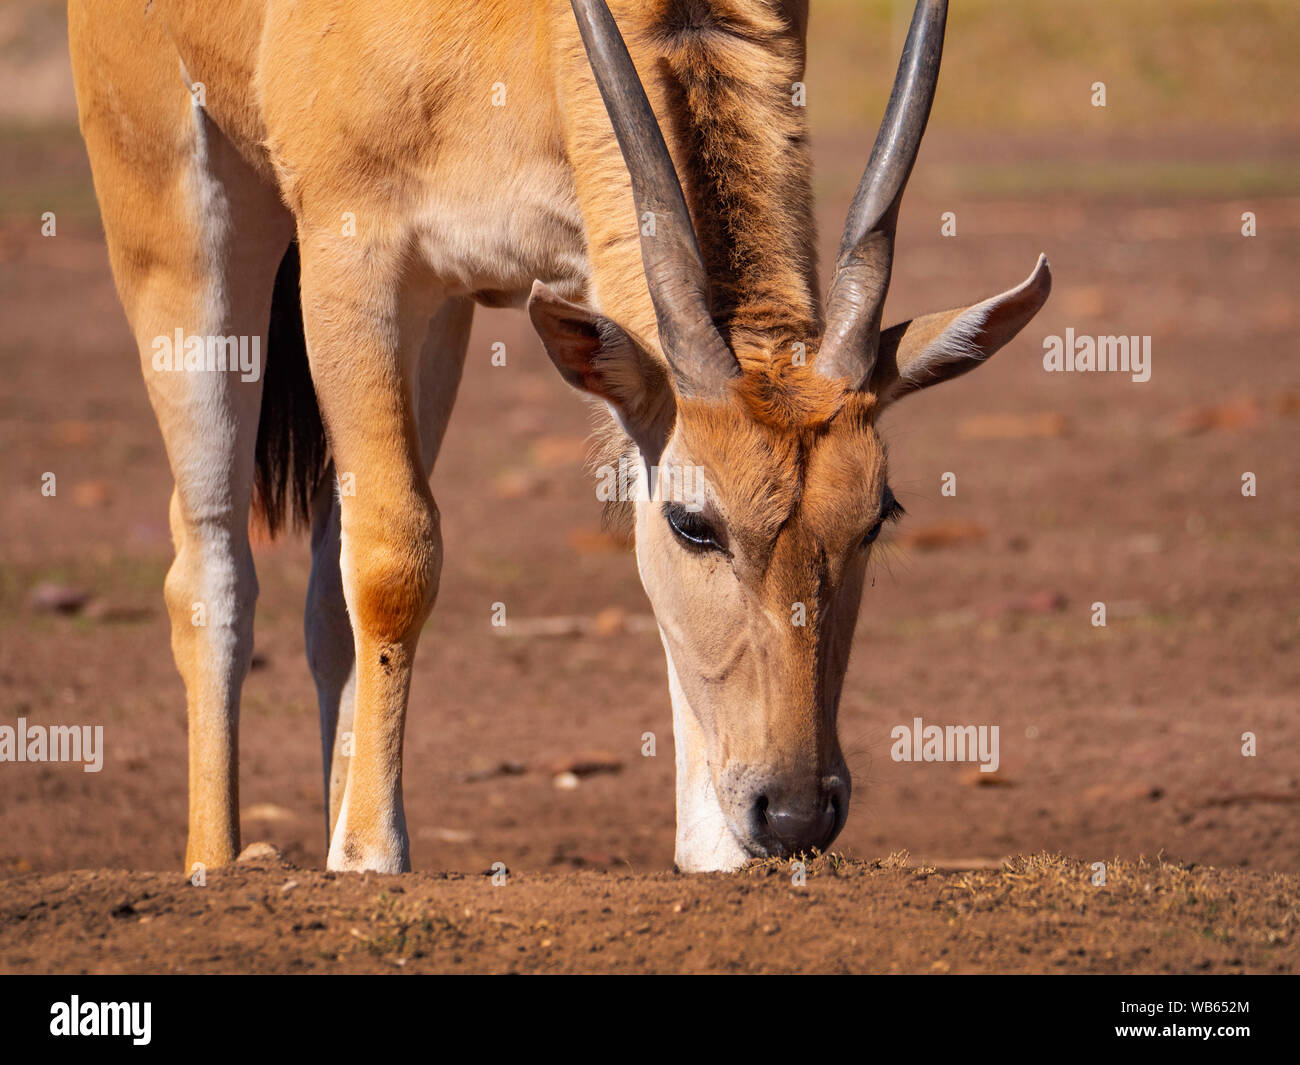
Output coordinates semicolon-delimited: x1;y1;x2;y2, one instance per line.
805;0;1300;133
2;0;1299;227
944;158;1300;199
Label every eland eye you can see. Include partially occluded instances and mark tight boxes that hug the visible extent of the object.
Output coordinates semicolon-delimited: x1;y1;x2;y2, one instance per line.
664;503;724;553
863;486;904;547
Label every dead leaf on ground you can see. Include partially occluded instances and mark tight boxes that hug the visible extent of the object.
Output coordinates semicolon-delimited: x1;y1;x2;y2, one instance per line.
51;420;94;446
72;480;112;508
976;591;1067;620
591;607;629;635
1169;396;1262;434
962;769;1013;788
958;412;1070;440
898;521;988;551
1273;391;1300;416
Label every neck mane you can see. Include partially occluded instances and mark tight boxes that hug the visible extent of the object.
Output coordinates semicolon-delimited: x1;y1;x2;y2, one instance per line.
559;0;821;361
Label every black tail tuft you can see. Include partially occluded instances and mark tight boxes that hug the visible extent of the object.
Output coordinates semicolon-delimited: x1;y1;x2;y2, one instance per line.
252;241;329;537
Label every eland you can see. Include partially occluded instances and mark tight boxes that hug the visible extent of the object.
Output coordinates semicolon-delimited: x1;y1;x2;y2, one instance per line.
69;0;1049;873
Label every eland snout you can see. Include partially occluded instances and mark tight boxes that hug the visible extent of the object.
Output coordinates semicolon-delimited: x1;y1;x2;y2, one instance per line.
734;772;851;859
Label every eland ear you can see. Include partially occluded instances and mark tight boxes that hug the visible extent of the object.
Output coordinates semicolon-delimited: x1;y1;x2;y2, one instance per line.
869;254;1051;408
527;281;676;461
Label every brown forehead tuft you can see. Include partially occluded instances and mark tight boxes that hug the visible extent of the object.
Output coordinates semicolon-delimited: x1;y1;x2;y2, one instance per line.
728;336;877;437
670;341;883;546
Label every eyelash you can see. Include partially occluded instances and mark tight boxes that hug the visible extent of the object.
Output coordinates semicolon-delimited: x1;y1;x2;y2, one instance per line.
863;489;904;546
664;504;724;553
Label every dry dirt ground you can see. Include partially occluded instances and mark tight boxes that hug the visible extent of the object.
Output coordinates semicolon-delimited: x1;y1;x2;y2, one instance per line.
1;7;1298;975
2;851;1295;975
2;133;1297;972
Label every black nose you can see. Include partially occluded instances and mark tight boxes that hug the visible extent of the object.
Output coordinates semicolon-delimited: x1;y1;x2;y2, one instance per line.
752;777;848;857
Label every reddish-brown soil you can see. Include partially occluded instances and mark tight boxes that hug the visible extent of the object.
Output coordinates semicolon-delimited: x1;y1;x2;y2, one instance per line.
2;117;1298;972
2;851;1296;975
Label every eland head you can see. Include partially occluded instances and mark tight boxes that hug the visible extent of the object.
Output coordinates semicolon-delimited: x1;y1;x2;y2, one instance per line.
529;0;1050;870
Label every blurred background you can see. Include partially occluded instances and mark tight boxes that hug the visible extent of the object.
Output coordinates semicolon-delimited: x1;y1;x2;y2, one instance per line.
1;0;1297;877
